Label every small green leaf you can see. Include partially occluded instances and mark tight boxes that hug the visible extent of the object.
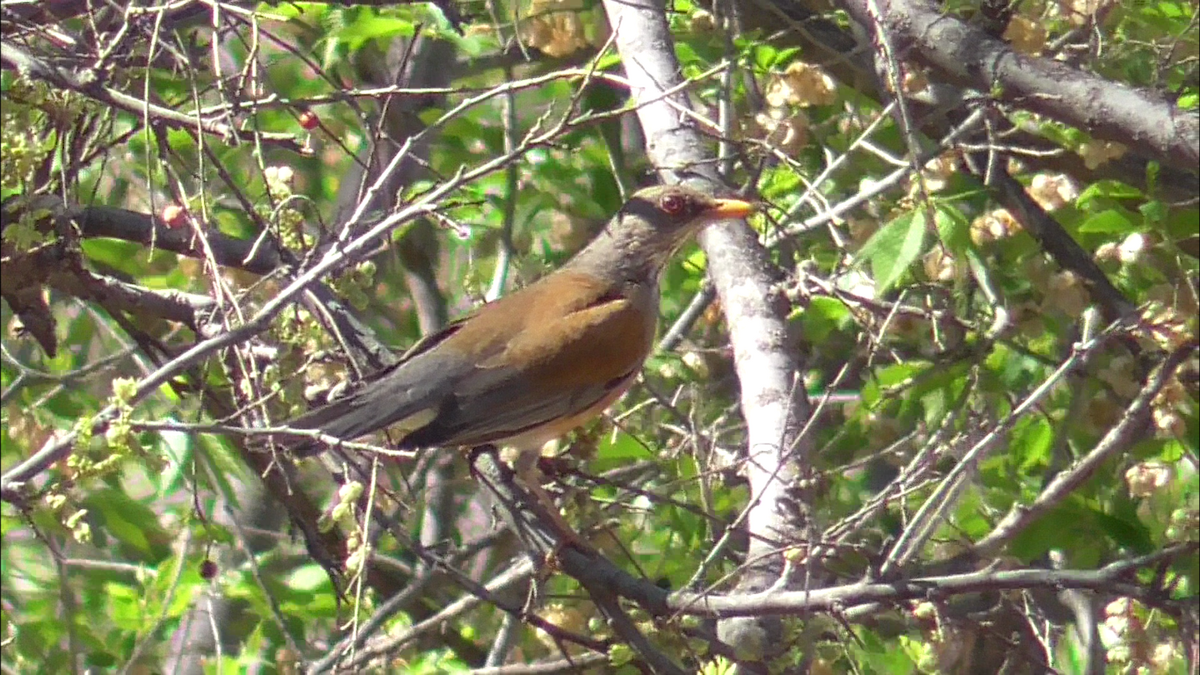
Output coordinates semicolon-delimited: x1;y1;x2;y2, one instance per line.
1011;415;1054;472
286;565;334;593
858;210;928;294
800;296;852;342
776;47;802;64
933;203;972;254
753;45;778;71
1077;208;1135;234
593;52;622;71
1077;180;1143;206
873;362;927;389
1091;509;1154;554
675;41;700;66
761;167;802;199
596;433;647;463
339;14;415;49
84;489;170;561
1139;200;1167;223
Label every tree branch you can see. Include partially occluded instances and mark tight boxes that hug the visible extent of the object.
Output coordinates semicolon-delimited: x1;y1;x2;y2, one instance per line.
837;0;1200;174
599;1;813;663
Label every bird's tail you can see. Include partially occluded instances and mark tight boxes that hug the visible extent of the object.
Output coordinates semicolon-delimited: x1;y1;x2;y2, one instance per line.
281;397;364;457
280;388;440;457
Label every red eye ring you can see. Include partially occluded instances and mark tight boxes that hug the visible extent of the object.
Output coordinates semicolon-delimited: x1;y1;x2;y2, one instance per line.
660;194;687;216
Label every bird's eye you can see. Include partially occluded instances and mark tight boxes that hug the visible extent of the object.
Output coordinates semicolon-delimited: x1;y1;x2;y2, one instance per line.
660;194;688;216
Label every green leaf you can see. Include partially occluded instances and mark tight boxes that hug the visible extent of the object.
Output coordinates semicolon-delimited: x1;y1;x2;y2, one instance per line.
286;564;334;593
337;13;415;50
1163;207;1200;242
595;433;648;466
933;203;972;254
104;581;145;629
1077;208;1135;234
593;52;622;71
1010;415;1054;472
84;488;170;561
81;239;148;276
1077;180;1143;206
1092;508;1154;554
873;362;928;389
753;44;778;71
760;168;803;200
857;210;928;294
1139;200;1167;223
776;47;802;65
799;296;852;342
675;41;700;67
910;361;968;428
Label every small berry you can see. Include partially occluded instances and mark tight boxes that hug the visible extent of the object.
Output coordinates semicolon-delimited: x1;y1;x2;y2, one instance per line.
199;559;218;579
161;203;186;228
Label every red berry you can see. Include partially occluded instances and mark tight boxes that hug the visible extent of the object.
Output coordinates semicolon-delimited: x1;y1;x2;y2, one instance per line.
161;203;186;228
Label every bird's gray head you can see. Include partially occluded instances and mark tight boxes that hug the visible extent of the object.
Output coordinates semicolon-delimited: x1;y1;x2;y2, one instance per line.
570;185;755;281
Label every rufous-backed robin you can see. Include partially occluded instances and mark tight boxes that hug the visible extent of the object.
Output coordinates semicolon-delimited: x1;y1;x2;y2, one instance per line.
284;185;754;543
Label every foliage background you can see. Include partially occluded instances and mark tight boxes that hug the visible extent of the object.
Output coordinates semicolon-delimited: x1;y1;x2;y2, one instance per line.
1;0;1197;672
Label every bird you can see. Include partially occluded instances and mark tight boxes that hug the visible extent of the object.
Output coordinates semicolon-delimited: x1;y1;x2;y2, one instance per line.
283;184;755;545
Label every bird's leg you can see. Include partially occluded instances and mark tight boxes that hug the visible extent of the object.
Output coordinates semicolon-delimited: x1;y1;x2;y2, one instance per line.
511;449;598;557
468;446;597;561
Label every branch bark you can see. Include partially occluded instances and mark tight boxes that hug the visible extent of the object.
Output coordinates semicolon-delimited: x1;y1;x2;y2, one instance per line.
599;0;814;663
837;0;1200;175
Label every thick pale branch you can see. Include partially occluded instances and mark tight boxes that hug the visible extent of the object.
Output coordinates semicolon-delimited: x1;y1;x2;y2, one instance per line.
837;0;1200;174
600;0;813;662
666;543;1195;617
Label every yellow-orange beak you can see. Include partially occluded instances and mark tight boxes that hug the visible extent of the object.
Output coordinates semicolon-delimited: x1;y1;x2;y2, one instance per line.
705;197;757;220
